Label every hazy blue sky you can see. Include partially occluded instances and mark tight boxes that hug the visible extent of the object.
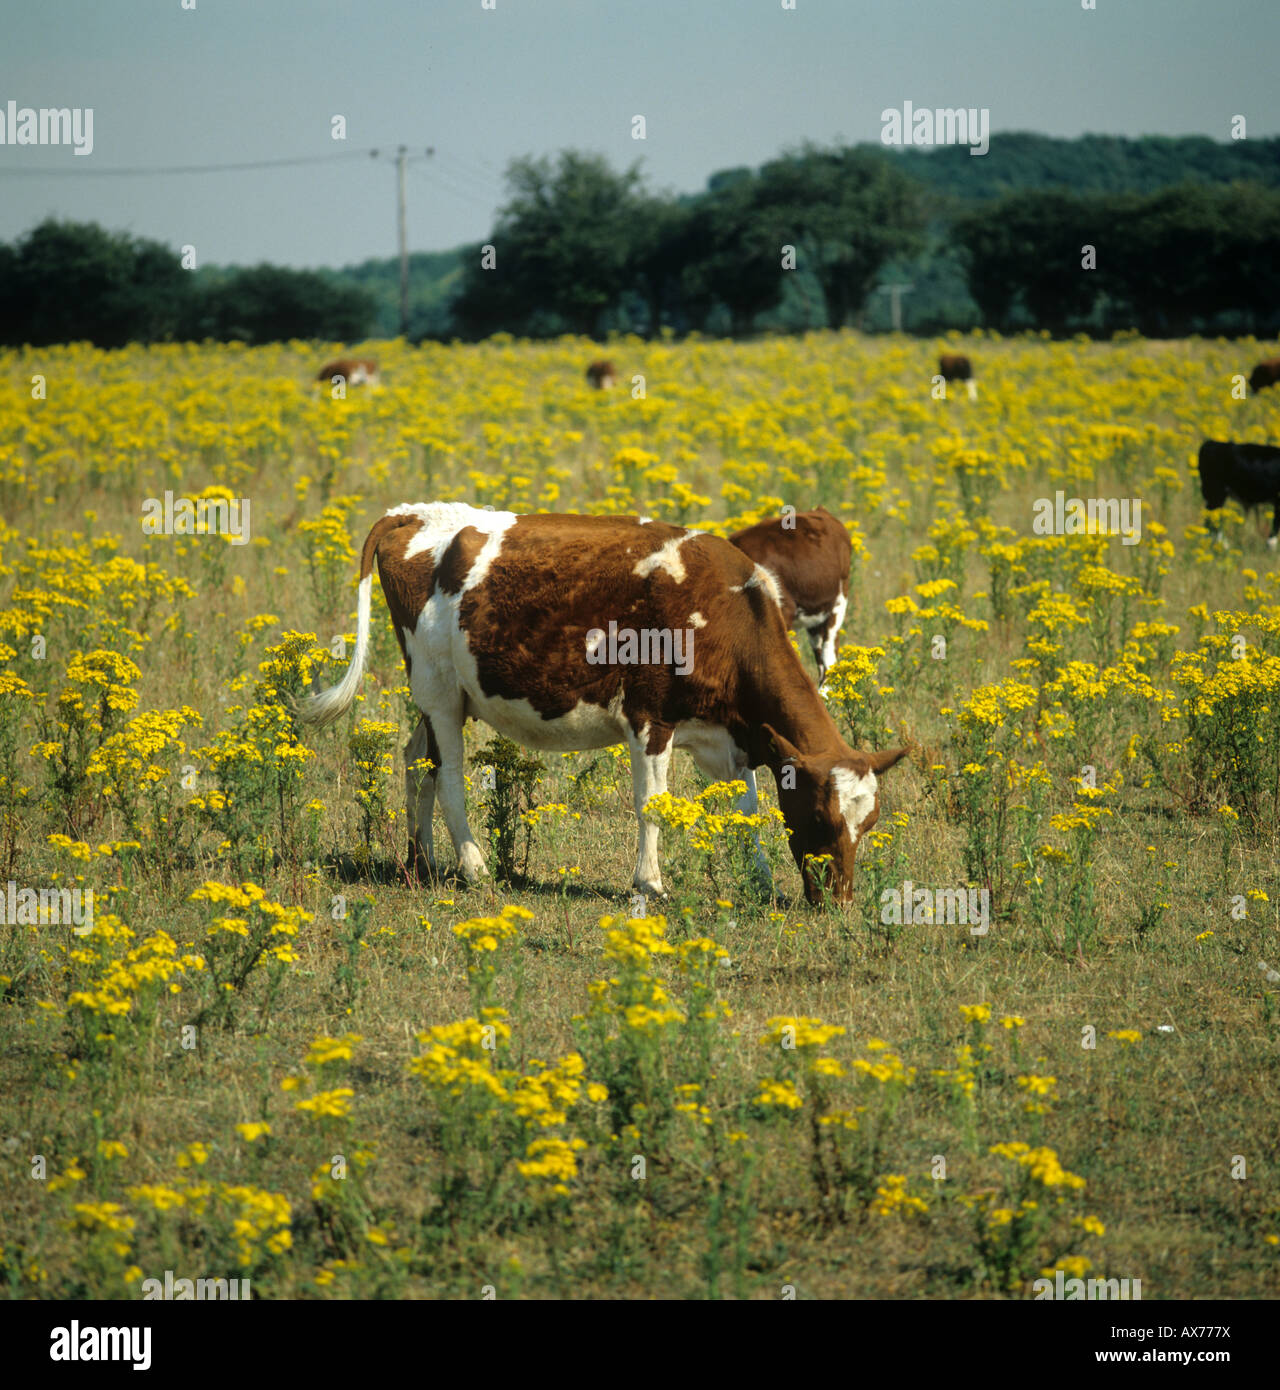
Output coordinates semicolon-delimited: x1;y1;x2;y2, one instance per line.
2;0;1276;268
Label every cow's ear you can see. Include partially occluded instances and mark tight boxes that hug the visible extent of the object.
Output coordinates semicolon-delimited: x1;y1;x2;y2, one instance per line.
869;747;908;775
761;723;803;771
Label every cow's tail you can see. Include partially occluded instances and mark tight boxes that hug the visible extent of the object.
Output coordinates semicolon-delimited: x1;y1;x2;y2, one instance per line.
296;513;412;727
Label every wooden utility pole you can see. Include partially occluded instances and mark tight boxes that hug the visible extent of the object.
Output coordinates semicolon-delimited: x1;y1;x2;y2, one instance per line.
877;282;914;333
397;145;409;339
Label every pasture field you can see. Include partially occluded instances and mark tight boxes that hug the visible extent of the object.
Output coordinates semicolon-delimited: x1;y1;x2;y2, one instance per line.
1;331;1279;1301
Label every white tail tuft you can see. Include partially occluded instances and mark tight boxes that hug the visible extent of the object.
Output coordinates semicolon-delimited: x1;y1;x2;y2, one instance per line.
296;575;372;727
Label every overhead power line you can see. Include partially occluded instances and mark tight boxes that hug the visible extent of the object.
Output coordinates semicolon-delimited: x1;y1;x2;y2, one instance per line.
431;151;504;195
0;140;494;343
0;148;392;178
411;164;496;211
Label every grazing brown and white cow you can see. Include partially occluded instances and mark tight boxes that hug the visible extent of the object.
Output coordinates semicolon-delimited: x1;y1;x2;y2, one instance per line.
585;359;617;389
938;352;977;401
297;503;905;905
729;507;852;685
317;358;380;390
1249;359;1280;394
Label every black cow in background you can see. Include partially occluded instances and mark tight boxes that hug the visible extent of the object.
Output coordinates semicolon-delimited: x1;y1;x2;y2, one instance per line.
1198;440;1280;549
1248;359;1280;394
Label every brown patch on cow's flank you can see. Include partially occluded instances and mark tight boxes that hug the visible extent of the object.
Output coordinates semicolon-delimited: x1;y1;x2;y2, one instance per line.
455;513;703;726
437;526;487;595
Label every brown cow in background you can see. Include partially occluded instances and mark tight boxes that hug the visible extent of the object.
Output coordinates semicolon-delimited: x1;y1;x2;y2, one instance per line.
317;358;380;390
586;359;617;389
729;507;853;686
938;353;977;401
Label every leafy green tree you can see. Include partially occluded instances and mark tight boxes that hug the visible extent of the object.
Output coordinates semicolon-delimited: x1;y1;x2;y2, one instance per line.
755;144;926;328
869;132;1280;202
954;192;1102;334
628;195;701;337
0;219;189;347
453;151;646;338
183;265;375;343
680;173;787;336
1103;183;1280;335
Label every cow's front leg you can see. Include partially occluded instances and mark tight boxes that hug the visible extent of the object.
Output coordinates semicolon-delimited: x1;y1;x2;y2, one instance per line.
404;715;439;878
1270;499;1279;550
629;724;673;899
430;698;487;883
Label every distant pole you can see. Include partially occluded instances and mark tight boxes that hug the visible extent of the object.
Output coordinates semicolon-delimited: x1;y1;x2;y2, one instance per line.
397;145;409;339
877;282;914;333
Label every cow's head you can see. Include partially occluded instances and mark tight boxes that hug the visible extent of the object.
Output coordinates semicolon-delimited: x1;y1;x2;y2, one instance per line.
764;726;907;905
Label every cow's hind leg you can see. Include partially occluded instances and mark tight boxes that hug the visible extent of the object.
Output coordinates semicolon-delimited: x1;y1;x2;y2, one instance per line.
814;588;848;687
1270;498;1279;550
428;697;488;883
405;715;440;879
629;724;673;900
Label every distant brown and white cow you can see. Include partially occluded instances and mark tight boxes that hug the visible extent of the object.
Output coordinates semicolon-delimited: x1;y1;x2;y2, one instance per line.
1249;359;1280;394
729;507;852;685
585;359;617;389
939;352;977;401
297;504;905;905
317;358;380;390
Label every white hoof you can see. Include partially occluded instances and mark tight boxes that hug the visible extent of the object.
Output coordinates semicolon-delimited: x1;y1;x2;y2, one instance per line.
458;844;488;882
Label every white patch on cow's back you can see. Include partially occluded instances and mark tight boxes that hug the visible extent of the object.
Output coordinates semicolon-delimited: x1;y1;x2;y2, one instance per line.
832;765;877;842
395;501;518;568
688;611;707;629
633;531;692;583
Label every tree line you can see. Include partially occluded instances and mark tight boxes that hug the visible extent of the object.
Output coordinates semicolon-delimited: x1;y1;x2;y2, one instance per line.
2;132;1278;347
0;221;374;349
